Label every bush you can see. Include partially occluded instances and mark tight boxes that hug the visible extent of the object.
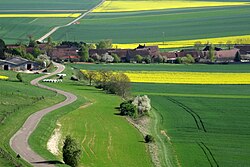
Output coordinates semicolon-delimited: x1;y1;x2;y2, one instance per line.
120;101;137;117
16;73;23;82
63;135;81;167
145;135;155;143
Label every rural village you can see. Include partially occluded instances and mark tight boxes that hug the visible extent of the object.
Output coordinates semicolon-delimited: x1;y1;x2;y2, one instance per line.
1;0;250;167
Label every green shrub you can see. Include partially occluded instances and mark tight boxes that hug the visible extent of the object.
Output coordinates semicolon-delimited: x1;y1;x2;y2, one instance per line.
144;135;155;143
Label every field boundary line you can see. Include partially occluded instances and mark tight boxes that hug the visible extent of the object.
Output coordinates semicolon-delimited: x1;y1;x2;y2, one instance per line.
37;0;106;42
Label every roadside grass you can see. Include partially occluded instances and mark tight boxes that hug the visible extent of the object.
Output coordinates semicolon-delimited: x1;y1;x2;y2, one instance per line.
29;65;153;167
0;70;65;166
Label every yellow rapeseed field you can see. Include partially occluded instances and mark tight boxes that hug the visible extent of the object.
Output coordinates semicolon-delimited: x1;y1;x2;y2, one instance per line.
0;75;9;80
113;35;250;49
93;1;249;13
0;13;81;18
124;71;250;84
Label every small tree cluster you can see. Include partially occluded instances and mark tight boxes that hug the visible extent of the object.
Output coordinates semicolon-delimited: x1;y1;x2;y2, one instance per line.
81;70;130;97
63;135;81;167
176;54;195;64
120;95;151;118
16;73;23;82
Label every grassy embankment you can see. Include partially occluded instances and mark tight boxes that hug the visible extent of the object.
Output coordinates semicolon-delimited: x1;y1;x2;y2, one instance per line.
0;70;65;166
29;65;153;167
73;63;250;166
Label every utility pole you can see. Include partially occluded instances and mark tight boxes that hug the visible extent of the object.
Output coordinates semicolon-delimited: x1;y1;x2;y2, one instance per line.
162;32;165;45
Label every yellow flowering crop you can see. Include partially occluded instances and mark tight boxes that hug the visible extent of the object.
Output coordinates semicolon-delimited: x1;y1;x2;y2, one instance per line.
113;35;250;49
0;75;9;80
0;13;81;18
124;71;250;84
93;1;249;13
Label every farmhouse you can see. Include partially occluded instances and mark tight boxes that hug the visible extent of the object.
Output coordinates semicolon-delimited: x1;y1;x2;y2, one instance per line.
50;46;80;62
0;57;39;71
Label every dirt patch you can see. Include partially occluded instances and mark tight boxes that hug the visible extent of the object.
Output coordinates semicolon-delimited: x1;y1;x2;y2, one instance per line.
126;116;161;167
47;122;62;156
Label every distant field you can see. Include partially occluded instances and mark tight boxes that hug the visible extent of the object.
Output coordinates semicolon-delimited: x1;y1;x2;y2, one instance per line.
0;0;101;44
93;0;249;12
0;0;100;10
53;1;250;48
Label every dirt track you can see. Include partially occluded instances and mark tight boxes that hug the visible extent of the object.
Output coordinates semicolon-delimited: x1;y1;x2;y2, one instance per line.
10;63;77;166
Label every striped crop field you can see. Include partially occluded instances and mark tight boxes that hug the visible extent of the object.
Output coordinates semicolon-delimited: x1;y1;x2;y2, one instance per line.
53;0;250;49
0;13;81;18
93;1;249;12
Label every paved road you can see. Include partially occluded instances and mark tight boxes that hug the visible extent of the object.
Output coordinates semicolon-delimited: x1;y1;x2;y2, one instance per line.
37;0;105;42
10;63;77;167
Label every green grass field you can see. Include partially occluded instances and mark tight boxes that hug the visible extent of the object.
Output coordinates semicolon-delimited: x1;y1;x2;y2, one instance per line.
52;4;250;44
0;70;64;166
132;83;250;166
29;65;153;167
70;63;250;166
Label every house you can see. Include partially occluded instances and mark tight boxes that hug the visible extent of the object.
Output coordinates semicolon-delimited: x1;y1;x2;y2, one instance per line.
0;57;39;70
215;48;240;63
160;52;177;63
234;44;250;56
50;46;80;61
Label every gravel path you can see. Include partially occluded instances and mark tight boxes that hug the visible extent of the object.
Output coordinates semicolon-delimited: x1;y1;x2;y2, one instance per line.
10;63;77;167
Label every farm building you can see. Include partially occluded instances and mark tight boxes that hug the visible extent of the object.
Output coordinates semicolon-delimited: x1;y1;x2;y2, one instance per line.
50;46;80;62
0;57;39;71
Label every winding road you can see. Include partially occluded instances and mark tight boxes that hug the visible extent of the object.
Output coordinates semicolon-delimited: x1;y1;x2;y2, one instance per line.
10;63;77;166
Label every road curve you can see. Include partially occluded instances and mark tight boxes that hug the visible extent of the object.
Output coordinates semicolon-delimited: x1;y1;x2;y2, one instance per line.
37;0;105;42
10;63;77;167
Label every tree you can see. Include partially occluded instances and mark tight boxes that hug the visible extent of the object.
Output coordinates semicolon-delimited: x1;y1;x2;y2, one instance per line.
154;55;163;63
111;53;120;63
132;95;151;115
28;35;36;47
63;135;81;167
107;73;131;97
145;135;155;143
135;54;143;63
175;57;182;64
33;46;41;58
16;73;23;82
24;53;35;61
226;40;232;50
101;53;114;63
81;70;97;86
208;44;215;62
79;44;89;62
181;54;195;64
91;53;101;62
0;38;6;59
120;101;137;117
194;41;202;51
234;51;241;62
143;56;151;64
96;40;112;49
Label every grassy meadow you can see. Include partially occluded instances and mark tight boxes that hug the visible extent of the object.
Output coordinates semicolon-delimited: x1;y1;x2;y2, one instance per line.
0;70;65;166
52;0;250;48
29;65;153;167
74;63;250;166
